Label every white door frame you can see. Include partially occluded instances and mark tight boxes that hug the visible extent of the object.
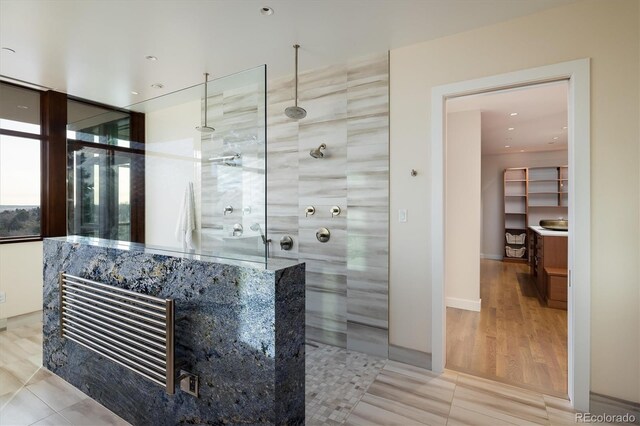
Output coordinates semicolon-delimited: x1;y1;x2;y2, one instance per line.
430;59;591;411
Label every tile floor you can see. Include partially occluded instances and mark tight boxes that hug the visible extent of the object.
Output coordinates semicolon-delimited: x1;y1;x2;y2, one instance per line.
1;316;583;425
0;317;129;426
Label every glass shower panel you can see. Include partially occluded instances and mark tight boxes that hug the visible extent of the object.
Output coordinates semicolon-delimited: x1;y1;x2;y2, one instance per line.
66;65;267;264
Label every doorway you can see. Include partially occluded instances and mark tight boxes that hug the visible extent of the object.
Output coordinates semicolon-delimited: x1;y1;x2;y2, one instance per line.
430;59;591;411
444;81;570;396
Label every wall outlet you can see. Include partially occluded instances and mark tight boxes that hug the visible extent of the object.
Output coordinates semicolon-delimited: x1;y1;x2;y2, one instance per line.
179;370;199;397
399;209;408;223
0;291;5;304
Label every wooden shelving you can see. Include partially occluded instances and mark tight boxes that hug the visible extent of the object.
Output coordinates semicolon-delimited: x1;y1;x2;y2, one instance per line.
503;165;569;263
503;168;528;263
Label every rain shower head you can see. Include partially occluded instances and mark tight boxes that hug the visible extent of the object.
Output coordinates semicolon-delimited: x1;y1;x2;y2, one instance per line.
196;72;215;132
285;105;307;120
309;143;326;159
196;125;215;133
284;44;307;120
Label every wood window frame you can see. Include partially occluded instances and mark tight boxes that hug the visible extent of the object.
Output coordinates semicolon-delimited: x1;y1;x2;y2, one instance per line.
0;84;145;244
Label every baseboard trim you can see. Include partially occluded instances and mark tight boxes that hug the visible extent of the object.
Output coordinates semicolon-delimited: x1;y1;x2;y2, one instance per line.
389;344;432;370
480;253;503;261
446;297;481;312
589;392;640;423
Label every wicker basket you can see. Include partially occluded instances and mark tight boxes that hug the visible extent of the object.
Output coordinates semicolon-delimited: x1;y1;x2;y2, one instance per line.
505;246;526;258
505;232;526;244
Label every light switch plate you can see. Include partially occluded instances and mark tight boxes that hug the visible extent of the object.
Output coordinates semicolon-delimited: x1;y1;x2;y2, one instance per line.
399;209;407;223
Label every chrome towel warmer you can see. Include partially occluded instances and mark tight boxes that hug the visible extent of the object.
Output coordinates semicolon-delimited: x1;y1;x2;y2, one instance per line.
59;272;175;394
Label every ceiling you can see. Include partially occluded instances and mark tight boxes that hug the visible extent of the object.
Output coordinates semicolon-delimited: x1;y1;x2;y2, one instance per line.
0;0;575;108
447;81;568;155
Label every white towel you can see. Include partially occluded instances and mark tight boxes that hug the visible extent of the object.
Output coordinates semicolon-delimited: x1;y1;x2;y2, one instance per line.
175;182;196;250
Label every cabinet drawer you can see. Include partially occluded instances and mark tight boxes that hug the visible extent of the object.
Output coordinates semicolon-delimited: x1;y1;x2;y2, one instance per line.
548;275;567;302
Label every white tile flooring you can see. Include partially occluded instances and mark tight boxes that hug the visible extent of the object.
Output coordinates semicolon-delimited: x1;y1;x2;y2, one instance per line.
1;315;584;425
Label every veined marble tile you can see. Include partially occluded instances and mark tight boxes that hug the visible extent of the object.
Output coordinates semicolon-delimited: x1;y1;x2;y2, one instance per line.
347;322;388;358
347;81;388;119
347;290;388;329
305;268;347;295
298;225;347;262
347;53;389;84
306;325;346;348
347;115;389;148
298;65;347;124
299;63;347;100
347;175;389;208
267;76;294;104
306;292;347;339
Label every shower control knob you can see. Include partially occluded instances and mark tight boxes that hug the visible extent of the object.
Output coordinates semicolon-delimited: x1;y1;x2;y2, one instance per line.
316;227;330;243
280;236;293;251
305;206;315;217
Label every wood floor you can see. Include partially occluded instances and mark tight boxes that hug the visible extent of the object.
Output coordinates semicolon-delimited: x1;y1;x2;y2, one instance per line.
446;259;568;396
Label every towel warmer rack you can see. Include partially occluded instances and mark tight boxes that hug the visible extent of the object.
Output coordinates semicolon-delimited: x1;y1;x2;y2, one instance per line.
59;272;175;394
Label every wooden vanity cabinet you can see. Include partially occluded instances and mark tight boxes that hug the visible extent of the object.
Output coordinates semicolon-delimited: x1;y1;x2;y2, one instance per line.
529;231;567;309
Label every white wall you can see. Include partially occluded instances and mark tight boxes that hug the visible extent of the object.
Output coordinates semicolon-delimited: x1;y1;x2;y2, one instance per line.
0;241;43;318
389;0;639;402
145;100;201;249
445;111;481;311
481;150;568;258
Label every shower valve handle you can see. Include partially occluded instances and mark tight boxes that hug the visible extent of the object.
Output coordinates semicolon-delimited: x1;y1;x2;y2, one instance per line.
305;206;315;217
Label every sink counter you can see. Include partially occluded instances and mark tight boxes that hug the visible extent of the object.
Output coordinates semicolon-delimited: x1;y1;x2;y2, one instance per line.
43;237;305;425
529;225;569;237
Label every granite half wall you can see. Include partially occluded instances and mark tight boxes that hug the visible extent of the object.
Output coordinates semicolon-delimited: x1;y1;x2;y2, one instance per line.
43;237;305;425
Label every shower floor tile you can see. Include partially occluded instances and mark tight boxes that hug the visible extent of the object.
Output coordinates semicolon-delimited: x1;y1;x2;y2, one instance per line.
305;341;387;425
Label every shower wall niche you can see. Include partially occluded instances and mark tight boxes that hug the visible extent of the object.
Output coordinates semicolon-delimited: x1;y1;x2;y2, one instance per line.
267;53;390;357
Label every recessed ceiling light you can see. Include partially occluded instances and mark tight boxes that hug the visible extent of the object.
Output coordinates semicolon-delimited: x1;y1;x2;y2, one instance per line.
131;91;139;95
260;6;274;15
504;145;510;148
145;55;158;61
1;47;16;53
562;126;567;130
520;149;525;152
510;112;518;116
553;136;559;140
17;105;28;109
151;83;164;89
508;127;515;131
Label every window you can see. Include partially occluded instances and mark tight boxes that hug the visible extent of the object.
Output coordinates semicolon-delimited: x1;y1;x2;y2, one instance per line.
0;83;42;241
66;100;144;242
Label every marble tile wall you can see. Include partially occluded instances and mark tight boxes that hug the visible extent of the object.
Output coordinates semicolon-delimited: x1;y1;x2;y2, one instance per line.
267;52;389;357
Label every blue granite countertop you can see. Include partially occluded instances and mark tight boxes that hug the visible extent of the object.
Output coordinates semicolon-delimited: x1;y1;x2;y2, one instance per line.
49;236;300;271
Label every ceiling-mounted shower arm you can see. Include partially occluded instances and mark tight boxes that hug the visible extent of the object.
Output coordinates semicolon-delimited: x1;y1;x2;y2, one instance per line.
285;44;307;120
196;72;215;133
293;44;300;108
